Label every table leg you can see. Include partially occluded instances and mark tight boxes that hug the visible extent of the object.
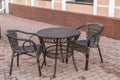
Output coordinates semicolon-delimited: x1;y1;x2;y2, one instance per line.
66;38;70;63
60;39;64;63
53;38;58;78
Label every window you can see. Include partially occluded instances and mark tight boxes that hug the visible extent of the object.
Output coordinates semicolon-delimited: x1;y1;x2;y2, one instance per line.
67;0;93;5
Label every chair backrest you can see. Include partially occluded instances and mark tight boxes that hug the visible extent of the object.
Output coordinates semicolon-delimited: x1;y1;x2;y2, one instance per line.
6;30;18;52
77;22;104;46
86;23;104;46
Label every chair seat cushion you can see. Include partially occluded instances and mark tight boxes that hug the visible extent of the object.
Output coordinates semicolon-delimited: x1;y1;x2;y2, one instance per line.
73;40;86;53
75;40;97;47
15;44;41;53
75;40;87;46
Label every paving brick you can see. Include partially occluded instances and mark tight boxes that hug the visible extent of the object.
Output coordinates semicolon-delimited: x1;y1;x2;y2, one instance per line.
0;14;120;80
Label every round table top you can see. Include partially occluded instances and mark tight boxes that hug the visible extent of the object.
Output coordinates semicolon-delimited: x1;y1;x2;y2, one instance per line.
37;27;80;39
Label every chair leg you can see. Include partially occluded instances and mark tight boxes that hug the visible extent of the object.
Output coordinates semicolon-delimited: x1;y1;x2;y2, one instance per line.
17;52;19;66
62;58;64;63
98;46;103;63
72;51;78;71
53;55;57;78
36;52;42;76
41;53;46;68
41;46;47;68
66;58;68;63
85;48;90;70
9;52;15;75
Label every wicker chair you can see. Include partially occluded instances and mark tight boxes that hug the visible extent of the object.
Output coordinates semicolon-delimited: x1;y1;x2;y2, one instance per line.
74;22;104;70
6;29;42;76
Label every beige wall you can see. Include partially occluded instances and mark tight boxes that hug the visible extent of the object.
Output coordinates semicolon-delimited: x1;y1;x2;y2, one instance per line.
115;1;120;18
27;0;31;5
14;0;26;4
115;9;120;18
115;0;120;6
54;1;62;10
98;0;109;5
35;1;51;9
97;0;109;17
97;7;108;17
66;3;93;14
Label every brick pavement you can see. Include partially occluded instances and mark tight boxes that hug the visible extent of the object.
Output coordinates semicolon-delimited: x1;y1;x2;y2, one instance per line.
0;14;120;80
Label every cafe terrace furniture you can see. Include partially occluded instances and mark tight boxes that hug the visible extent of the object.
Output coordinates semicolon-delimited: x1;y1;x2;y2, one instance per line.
6;29;42;76
37;27;80;78
74;22;104;70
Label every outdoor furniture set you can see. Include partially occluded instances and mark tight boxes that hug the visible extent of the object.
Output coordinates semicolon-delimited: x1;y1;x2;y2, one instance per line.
6;22;104;78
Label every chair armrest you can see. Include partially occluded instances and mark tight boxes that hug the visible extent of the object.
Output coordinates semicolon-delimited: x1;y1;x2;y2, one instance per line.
22;39;37;52
15;29;41;43
6;34;37;51
86;33;99;47
15;30;37;35
76;24;86;30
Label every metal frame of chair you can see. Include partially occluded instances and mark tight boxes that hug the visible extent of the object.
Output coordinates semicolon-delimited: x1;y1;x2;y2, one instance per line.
74;22;104;70
6;29;42;76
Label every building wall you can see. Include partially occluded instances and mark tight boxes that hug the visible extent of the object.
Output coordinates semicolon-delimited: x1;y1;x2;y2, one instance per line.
9;3;120;40
97;0;120;18
10;0;120;18
12;0;93;14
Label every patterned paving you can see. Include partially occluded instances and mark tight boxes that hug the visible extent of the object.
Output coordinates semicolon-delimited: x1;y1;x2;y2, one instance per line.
0;14;120;80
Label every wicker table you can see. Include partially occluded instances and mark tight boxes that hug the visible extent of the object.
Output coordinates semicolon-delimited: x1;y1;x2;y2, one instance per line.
37;27;80;78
